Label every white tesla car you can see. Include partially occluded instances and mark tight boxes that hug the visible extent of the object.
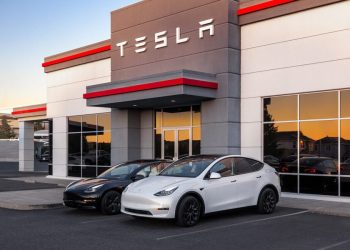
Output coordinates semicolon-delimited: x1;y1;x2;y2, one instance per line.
121;155;281;227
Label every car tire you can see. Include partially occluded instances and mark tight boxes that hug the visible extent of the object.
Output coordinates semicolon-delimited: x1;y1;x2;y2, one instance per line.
176;196;201;227
100;190;121;215
257;188;277;214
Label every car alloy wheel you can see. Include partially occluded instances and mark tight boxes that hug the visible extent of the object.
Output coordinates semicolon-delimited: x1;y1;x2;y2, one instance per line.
176;196;201;227
258;188;276;214
101;190;121;215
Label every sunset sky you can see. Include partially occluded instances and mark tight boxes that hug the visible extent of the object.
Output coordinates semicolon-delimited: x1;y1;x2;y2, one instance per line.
0;0;138;114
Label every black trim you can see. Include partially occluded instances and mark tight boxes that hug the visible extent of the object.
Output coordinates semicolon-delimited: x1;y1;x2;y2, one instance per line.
125;208;152;215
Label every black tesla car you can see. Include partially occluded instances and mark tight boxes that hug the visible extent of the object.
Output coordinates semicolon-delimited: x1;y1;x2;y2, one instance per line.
63;159;171;215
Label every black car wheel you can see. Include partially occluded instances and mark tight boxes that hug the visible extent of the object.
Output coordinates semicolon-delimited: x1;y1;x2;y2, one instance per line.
257;188;277;214
100;190;121;215
176;196;201;227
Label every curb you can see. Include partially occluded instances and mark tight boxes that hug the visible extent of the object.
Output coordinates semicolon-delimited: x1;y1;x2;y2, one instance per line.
0;202;64;211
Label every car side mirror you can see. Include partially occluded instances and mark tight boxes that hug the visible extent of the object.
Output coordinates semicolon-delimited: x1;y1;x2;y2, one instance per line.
209;172;221;179
132;175;145;182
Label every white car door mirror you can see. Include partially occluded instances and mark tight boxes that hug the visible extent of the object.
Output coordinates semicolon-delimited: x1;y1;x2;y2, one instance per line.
209;172;221;179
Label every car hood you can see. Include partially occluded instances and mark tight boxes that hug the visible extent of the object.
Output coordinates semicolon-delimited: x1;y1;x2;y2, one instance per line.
66;178;118;191
127;176;192;194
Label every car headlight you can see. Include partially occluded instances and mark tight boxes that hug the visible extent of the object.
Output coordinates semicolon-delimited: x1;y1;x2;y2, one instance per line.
84;184;104;193
154;186;178;196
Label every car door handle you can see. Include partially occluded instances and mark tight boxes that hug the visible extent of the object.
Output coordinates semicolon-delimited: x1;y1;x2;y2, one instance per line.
256;176;262;179
231;180;237;183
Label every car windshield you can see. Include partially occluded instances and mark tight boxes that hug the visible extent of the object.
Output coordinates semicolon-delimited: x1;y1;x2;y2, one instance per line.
98;163;142;180
159;156;217;178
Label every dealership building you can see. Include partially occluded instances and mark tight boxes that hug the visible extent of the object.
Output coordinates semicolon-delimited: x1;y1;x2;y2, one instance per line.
12;0;350;200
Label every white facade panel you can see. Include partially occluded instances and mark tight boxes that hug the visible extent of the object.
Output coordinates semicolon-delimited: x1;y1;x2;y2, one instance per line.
241;122;262;148
45;59;111;88
242;58;350;98
242;1;350;49
241;97;262;123
242;29;350;74
47;76;110;103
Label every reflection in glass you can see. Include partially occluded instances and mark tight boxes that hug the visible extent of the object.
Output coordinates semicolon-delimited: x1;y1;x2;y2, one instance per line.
155;109;162;129
178;130;190;159
82;114;97;132
300;120;338;161
97;131;111;166
263;122;297;173
68;116;81;133
155;129;161;159
192;127;201;155
163;107;191;127
300;175;338;196
341;178;350;197
341;90;350;118
82;166;97;178
300;91;337;120
192;105;201;126
264;95;297;122
68;165;81;177
340;120;350;175
280;175;297;193
82;133;97;165
68;134;81;165
164;130;175;160
97;113;111;131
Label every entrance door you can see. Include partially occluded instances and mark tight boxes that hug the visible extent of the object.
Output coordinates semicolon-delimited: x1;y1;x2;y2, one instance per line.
162;129;191;160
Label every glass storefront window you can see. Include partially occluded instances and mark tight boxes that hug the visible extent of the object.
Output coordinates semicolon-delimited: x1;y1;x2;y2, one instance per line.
82;114;97;132
263;90;350;197
341;90;350;118
299;120;338;163
67;113;111;177
264;95;297;122
300;91;338;120
68;116;82;133
263;122;297;173
192;127;201;156
192;105;201;126
154;106;201;159
97;131;111;166
300;176;338;196
68;133;81;165
98;113;111;131
162;107;191;127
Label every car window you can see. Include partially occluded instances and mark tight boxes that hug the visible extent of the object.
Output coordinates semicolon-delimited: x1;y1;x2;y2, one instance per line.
136;162;170;177
233;158;263;175
209;158;233;177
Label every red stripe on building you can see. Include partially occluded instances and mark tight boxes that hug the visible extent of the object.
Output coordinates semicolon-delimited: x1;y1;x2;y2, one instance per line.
42;45;112;67
237;0;296;16
83;78;218;99
12;107;47;115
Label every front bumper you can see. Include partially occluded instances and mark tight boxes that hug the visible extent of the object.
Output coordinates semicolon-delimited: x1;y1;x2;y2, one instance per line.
121;191;178;219
63;191;99;208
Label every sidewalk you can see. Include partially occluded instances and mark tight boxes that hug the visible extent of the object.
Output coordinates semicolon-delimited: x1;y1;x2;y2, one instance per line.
279;194;350;217
0;188;64;210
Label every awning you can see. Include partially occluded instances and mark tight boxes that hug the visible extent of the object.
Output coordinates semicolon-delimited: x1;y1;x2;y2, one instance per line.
84;70;218;109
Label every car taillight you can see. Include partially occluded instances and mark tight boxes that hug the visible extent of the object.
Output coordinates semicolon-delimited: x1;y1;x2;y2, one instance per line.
304;167;317;174
281;166;289;172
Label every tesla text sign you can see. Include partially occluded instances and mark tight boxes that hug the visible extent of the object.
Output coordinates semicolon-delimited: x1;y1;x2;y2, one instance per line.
116;19;215;57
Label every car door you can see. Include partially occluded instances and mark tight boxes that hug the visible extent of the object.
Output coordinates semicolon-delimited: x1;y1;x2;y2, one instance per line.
232;157;264;207
203;157;240;213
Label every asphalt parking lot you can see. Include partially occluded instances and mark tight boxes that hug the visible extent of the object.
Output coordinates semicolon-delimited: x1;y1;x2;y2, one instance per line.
0;206;349;250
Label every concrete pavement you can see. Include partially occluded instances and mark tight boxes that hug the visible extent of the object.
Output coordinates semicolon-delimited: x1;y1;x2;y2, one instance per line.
0;188;64;210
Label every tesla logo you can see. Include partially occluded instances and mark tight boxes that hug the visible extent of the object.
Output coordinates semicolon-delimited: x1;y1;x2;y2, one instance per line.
116;18;215;57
